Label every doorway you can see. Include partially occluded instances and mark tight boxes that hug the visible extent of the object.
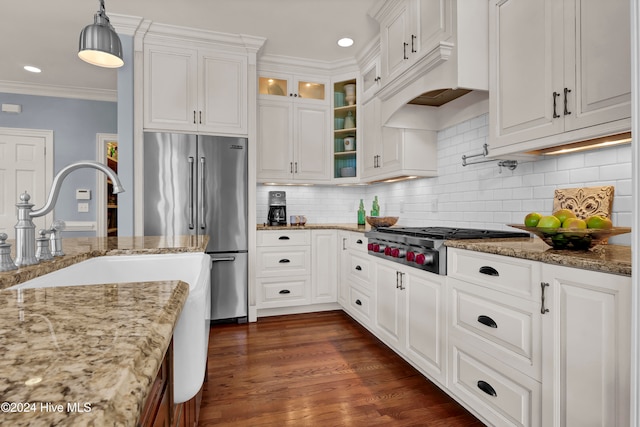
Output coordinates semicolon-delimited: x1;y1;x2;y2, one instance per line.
96;133;118;237
0;127;53;236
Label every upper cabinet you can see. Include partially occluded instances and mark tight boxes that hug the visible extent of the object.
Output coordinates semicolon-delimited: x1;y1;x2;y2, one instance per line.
144;44;248;135
258;73;328;105
257;70;331;183
489;0;631;156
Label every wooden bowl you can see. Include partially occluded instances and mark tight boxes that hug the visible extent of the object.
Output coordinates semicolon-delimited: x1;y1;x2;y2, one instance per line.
366;216;399;228
508;224;631;250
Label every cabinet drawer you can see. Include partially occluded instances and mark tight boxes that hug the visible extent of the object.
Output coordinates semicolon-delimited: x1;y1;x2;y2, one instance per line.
447;249;540;300
257;277;310;308
257;247;310;277
449;277;541;380
349;286;371;322
348;233;368;252
450;345;541;427
257;230;310;246
348;253;372;290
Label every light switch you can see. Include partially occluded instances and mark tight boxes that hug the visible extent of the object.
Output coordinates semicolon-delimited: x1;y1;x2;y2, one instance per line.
78;203;89;213
76;189;91;200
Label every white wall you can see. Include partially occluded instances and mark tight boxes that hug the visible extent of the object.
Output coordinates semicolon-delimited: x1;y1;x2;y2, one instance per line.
257;113;632;245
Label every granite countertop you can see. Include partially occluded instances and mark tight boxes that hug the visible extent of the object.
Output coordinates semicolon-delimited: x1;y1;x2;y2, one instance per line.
0;235;208;291
257;223;371;233
445;237;631;276
0;280;189;426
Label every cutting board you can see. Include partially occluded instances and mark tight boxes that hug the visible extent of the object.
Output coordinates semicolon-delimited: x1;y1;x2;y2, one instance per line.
553;186;614;219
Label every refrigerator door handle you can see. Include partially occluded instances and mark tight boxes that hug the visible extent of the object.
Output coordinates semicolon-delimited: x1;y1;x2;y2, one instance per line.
211;256;236;263
200;156;206;230
188;156;195;229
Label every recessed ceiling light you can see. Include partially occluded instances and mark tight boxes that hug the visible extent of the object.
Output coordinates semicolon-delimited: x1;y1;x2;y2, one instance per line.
337;37;354;48
24;65;41;73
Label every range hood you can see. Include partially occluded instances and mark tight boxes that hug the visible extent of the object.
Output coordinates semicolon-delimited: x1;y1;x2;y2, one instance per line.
376;1;489;130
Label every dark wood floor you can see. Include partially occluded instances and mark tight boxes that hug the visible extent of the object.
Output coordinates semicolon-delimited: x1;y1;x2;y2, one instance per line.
199;311;485;426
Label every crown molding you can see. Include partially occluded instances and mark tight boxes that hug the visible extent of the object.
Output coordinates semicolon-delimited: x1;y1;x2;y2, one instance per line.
0;81;116;102
109;14;144;36
258;53;358;75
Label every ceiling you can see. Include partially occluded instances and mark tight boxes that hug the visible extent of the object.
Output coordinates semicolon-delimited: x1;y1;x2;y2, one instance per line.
1;0;380;97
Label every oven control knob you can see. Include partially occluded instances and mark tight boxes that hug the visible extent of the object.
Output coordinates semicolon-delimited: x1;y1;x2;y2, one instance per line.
384;246;393;256
406;251;416;262
391;248;406;258
371;244;380;252
367;243;374;251
415;253;435;266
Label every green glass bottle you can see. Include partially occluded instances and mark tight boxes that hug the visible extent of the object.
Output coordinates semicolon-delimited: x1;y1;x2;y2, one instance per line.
371;196;380;217
357;199;366;225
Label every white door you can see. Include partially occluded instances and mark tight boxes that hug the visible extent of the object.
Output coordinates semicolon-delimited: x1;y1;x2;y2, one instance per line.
294;104;330;181
0;128;52;236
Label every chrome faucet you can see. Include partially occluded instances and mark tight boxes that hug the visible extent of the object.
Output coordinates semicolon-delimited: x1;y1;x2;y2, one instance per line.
14;161;125;267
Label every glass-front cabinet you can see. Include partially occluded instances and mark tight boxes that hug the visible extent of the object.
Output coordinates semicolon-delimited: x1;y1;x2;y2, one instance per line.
258;74;327;104
333;78;358;181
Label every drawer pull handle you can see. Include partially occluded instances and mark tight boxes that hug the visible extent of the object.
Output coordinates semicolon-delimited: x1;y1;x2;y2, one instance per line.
479;266;499;276
355;265;362;271
477;315;498;329
278;236;290;240
356;239;363;244
355;299;362;306
279;259;290;263
477;380;497;397
279;289;291;294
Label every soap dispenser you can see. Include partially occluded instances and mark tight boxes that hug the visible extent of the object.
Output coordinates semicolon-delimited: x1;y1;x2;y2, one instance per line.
357;199;366;225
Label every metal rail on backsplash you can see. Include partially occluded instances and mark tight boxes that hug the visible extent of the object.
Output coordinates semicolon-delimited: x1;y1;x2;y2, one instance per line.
461;143;518;173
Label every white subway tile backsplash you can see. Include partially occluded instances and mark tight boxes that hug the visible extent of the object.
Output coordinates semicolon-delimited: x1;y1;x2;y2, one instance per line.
255;113;631;245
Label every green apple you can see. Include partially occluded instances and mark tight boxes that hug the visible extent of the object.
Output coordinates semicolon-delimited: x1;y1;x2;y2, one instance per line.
524;212;542;227
586;215;613;229
553;209;576;225
537;215;561;229
562;218;587;229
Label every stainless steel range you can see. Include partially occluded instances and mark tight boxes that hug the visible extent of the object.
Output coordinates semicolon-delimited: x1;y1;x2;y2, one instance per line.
365;227;530;275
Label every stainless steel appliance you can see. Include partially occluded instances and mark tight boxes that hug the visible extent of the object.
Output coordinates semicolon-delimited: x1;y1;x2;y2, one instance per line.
267;191;287;226
143;132;248;322
365;227;529;275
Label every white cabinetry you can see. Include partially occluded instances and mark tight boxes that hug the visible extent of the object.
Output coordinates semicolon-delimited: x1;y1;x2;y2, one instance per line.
361;97;438;181
256;230;311;309
144;43;248;135
541;264;630;427
373;257;447;384
447;249;543;427
447;248;631;427
338;232;374;328
311;230;337;304
489;0;631;156
257;72;330;183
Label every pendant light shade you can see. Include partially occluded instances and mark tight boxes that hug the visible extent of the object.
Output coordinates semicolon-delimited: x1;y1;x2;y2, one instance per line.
78;0;123;68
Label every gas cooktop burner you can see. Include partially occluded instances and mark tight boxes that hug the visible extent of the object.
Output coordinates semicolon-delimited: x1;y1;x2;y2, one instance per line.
365;226;530;275
373;226;531;240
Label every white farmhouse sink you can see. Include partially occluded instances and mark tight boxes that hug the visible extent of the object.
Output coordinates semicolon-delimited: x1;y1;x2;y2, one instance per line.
9;253;211;404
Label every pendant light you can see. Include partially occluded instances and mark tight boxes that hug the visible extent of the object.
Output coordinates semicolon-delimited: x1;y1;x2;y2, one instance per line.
78;0;124;68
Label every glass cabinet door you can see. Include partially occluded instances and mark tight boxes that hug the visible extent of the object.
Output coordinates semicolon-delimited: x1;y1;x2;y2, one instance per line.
297;80;325;101
259;77;288;97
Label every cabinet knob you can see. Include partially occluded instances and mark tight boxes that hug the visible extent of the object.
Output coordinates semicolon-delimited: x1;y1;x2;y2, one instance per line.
355;299;362;306
356;239;363;244
355;265;362;271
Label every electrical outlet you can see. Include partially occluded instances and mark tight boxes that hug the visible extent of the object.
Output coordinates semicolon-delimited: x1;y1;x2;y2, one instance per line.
78;202;89;213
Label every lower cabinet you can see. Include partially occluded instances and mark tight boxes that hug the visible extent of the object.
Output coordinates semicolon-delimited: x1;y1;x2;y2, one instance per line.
373;257;447;385
541;264;631;427
139;339;173;427
446;248;631;427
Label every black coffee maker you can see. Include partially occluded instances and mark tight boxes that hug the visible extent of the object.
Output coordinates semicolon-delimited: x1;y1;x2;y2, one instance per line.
267;191;287;226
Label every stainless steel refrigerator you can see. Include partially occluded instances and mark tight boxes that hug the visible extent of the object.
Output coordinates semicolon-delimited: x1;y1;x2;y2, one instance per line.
143;132;248;322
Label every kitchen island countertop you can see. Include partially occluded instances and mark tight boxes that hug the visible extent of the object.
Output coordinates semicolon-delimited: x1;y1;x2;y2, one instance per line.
0;235;208;291
0;235;205;426
445;237;631;276
0;280;188;426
